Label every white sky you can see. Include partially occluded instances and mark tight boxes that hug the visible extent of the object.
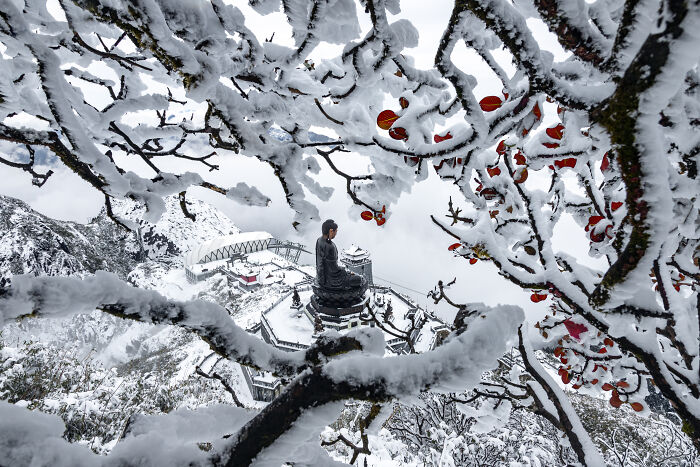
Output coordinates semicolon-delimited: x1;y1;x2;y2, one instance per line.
0;0;604;328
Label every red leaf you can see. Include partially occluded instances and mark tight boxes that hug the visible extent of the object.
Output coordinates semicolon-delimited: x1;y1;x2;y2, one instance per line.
487;166;501;177
630;402;644;412
588;215;605;226
399;97;409;109
448;243;462;251
360;211;374;221
601;152;610;171
563;319;588;340
554;158;577;169
502;90;509;100
514;152;527;165
605;224;614;239
469;258;478;265
611;201;623;211
532;102;542;120
389;127;408;140
598;347;607;354
604;337;614;347
480;188;499;200
434;132;453;143
591;378;599;385
514;167;529;184
546;124;565;140
543;142;560;149
617;381;630;388
554;347;563;357
590;227;606;243
479;95;503;112
602;383;614;391
496;140;507;155
375;217;386;226
561;372;570;384
610;393;623;408
377;110;398;130
530;293;548;303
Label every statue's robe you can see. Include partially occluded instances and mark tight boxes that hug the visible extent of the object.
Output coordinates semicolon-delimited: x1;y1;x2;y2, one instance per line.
315;236;363;290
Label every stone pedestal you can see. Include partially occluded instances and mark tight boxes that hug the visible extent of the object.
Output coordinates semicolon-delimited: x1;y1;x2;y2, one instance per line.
311;279;368;308
306;292;369;330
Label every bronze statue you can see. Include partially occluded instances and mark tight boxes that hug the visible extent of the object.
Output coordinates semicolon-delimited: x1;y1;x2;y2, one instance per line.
314;219;367;307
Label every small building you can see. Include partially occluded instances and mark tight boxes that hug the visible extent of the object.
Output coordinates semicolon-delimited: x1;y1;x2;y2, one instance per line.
242;367;283;402
340;244;373;285
231;263;261;290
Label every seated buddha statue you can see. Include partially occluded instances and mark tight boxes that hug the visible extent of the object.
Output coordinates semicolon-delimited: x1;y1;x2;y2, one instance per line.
314;219;367;306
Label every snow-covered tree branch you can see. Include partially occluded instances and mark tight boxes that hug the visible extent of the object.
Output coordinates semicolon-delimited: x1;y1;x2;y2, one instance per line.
1;0;699;463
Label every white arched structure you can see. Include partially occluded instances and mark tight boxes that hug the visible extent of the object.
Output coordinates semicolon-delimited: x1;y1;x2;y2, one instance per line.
184;232;274;266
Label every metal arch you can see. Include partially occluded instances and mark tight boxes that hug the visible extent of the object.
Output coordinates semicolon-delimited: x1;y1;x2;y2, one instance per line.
267;239;310;264
196;237;309;265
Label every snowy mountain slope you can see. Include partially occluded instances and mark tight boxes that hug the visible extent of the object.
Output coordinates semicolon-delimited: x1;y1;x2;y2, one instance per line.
0;193;241;282
0;195;138;279
112;195;240;263
0;195;266;455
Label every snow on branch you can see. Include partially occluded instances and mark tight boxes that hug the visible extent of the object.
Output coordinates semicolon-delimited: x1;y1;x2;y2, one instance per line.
0;272;383;377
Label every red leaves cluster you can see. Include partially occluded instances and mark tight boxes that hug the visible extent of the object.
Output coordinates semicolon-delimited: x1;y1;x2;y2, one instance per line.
586;215;614;243
447;243;479;264
360;205;387;226
376;100;409;141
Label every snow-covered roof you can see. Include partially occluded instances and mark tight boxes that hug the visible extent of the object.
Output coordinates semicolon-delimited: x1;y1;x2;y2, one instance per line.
230;262;260;276
342;244;369;259
264;290;316;347
184;232;274;266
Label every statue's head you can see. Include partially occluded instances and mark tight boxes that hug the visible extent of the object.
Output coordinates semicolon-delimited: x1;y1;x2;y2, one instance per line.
322;219;338;239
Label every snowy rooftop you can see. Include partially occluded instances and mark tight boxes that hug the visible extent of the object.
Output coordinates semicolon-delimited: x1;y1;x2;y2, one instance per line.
185;258;229;275
342;244;369;258
263;289;316;347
